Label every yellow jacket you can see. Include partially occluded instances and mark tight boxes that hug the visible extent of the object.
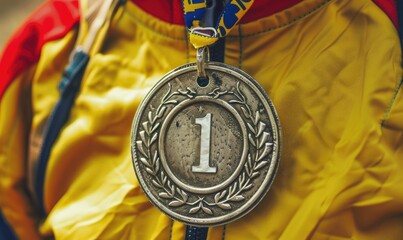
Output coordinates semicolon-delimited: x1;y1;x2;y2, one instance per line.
1;0;403;239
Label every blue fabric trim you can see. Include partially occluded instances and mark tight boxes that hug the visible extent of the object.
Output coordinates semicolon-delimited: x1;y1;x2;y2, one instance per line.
209;37;225;62
34;51;89;215
398;0;403;52
0;211;17;240
185;226;209;240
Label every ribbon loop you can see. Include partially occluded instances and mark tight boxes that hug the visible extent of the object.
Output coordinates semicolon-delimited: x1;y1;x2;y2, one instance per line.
191;27;218;38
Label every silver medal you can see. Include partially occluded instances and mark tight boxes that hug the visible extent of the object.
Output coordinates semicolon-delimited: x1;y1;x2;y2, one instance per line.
131;48;281;226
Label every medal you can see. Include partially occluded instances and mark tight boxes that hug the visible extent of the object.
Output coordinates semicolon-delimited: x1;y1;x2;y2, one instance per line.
131;0;281;227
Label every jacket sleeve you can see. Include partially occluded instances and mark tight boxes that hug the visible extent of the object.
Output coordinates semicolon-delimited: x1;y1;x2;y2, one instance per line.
0;65;40;239
0;0;80;238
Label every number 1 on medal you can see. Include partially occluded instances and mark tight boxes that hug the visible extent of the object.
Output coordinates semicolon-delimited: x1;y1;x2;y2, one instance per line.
192;113;217;173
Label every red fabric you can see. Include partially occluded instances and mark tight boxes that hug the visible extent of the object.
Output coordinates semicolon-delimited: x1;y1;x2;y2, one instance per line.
373;0;398;27
0;0;80;99
133;0;185;26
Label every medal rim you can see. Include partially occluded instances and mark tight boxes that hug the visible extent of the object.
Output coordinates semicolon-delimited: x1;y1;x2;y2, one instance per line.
131;62;282;227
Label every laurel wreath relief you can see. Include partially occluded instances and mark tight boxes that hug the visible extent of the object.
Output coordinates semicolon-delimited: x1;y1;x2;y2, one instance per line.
136;82;273;215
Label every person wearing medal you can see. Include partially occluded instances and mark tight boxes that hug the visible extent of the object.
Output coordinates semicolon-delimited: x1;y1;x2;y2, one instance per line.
1;0;403;239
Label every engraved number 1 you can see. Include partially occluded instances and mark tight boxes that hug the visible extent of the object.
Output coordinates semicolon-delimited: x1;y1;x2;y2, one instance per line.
192;113;217;173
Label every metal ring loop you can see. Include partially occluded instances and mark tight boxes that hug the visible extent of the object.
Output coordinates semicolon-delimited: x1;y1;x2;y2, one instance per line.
191;27;218;38
196;47;210;78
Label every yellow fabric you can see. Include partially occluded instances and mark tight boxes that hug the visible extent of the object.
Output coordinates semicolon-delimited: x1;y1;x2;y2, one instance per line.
1;0;403;239
189;34;218;49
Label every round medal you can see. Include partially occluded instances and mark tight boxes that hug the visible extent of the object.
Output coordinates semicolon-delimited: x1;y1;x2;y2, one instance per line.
131;62;281;226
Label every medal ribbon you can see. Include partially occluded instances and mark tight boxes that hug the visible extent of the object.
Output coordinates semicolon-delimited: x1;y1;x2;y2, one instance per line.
183;0;254;48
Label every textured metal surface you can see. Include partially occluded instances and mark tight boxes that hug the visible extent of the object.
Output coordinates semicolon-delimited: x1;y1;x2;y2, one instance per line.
131;62;281;226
